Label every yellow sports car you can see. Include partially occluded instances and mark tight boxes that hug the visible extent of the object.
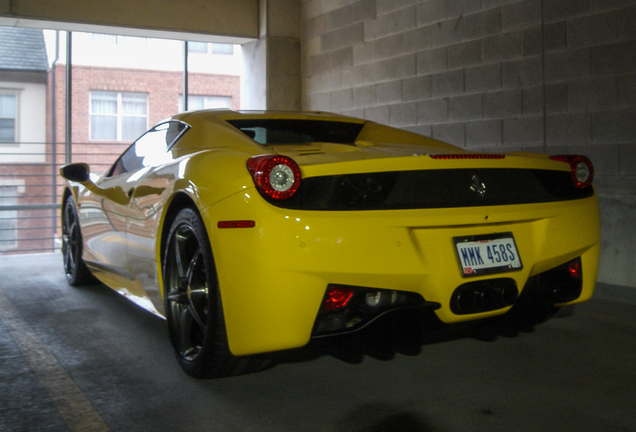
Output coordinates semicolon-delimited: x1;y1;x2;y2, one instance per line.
60;110;601;378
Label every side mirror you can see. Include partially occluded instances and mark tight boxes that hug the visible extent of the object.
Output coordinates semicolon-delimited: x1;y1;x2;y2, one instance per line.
60;163;90;183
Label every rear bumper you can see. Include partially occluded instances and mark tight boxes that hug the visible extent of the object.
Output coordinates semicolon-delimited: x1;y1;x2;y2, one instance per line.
203;189;601;356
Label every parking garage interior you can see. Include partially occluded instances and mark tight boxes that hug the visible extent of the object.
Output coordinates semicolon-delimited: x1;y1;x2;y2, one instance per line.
1;0;635;430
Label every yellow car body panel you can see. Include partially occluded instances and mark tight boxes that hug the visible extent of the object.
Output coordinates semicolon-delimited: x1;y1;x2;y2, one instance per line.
201;188;600;356
61;110;602;358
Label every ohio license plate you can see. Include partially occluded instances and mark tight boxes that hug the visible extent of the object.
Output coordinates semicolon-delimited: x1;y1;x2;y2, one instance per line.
454;233;522;277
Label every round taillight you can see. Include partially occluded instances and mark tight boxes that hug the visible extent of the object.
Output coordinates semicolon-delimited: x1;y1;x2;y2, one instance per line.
550;155;594;189
247;155;302;200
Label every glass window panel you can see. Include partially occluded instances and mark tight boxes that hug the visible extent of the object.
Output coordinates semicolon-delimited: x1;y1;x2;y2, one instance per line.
119;145;144;174
120;36;147;47
0;118;15;142
0;186;17;251
180;95;231;111
122;116;147;141
189;95;204;110
122;93;147;115
0;94;16;117
90;91;147;141
91;92;117;114
91;115;117;140
92;34;117;45
211;43;233;55
203;96;232;109
188;42;208;53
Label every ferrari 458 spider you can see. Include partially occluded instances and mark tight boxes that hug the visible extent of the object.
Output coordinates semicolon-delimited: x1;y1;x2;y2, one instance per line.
60;110;601;378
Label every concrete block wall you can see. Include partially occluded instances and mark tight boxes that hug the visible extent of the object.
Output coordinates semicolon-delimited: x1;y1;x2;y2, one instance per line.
300;0;636;288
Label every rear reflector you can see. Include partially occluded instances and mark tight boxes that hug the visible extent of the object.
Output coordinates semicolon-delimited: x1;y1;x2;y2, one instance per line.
217;220;256;229
567;258;582;279
323;285;355;311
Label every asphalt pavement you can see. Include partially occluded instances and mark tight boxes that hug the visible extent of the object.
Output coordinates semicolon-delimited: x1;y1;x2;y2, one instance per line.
1;253;634;432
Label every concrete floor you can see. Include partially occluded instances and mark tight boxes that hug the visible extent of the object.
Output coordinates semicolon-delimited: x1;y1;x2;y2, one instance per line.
1;253;635;432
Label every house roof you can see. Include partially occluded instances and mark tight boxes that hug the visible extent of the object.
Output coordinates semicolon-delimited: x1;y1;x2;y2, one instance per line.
0;27;48;71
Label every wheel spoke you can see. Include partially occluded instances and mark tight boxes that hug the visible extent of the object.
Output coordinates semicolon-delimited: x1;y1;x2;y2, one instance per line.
187;303;205;328
174;231;188;279
184;246;201;284
67;248;75;272
69;223;78;269
62;202;78;275
183;246;208;330
166;290;182;302
178;304;200;358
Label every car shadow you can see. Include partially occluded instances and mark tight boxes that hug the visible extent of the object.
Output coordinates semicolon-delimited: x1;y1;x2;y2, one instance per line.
336;403;438;432
268;305;574;368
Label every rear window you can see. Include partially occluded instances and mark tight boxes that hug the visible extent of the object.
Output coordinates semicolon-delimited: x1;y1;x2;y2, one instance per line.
226;119;365;145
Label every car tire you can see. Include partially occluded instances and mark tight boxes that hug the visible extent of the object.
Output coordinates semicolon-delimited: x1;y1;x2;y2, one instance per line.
163;208;269;378
62;197;95;286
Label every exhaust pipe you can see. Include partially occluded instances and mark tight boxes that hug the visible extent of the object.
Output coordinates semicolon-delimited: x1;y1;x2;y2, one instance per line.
455;289;477;313
500;283;519;306
451;279;518;315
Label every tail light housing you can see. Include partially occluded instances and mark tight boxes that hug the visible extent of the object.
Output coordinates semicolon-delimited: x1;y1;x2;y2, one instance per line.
312;284;436;336
550;155;594;189
247;155;302;200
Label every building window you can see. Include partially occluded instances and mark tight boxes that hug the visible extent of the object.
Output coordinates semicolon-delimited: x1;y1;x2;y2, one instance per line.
90;91;148;141
0;94;17;143
0;186;17;251
187;42;234;55
92;34;146;47
188;42;208;53
92;33;117;45
211;43;234;55
179;95;232;112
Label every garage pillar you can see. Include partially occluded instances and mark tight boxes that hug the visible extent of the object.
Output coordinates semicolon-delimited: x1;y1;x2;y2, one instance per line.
241;0;300;111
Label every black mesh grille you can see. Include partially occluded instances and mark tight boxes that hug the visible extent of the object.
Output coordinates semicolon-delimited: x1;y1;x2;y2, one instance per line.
264;169;594;210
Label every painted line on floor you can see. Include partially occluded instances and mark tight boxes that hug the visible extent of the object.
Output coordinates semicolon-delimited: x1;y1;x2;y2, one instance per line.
0;287;110;432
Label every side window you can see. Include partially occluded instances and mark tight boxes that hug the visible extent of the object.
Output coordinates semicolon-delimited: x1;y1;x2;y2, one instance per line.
107;121;189;177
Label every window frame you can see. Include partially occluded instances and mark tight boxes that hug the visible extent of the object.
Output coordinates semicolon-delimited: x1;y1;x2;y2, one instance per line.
89;90;149;142
179;94;232;112
106;120;190;178
0;185;19;251
0;91;19;144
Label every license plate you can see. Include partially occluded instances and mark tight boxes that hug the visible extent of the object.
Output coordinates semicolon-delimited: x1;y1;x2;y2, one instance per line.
454;233;522;277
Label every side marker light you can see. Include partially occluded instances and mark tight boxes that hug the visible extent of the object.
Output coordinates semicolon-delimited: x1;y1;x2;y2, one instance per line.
217;220;256;229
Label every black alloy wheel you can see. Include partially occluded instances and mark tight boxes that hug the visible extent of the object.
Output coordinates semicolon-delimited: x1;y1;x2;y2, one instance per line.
163;208;270;378
61;198;93;286
164;214;211;363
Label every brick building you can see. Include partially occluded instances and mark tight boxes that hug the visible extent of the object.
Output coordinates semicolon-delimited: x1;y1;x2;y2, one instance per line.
49;63;240;173
0;27;51;254
1;28;241;254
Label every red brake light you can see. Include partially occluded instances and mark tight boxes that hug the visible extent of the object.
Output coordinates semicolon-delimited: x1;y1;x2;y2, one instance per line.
567;258;582;279
247;155;302;200
323;285;355;311
550;155;594;189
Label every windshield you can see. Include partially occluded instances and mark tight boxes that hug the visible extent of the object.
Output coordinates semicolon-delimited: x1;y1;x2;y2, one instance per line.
226;119;365;145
